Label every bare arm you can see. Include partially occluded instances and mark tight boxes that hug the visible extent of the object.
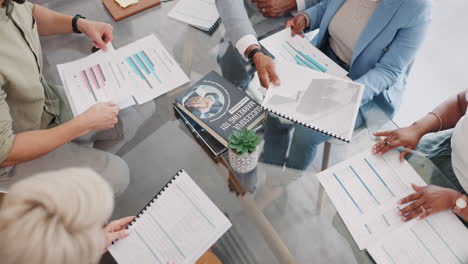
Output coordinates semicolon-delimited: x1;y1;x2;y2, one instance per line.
33;4;75;36
33;5;113;50
412;90;467;135
1;117;89;167
373;90;467;160
1;103;119;167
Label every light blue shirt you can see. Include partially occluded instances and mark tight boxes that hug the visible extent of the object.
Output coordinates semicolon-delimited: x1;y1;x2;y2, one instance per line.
304;0;433;116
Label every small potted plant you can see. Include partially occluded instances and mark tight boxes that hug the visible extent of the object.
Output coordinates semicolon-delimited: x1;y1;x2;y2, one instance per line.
228;129;261;173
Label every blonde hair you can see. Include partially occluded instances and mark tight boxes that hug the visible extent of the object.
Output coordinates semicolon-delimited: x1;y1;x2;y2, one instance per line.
0;168;114;264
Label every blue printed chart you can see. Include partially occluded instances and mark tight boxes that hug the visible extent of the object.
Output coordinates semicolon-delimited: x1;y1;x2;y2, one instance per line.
260;28;349;78
368;212;468;264
317;150;428;250
118;34;190;104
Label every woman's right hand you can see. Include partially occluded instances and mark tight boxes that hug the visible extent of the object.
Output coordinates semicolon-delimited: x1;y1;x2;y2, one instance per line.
372;125;425;161
78;102;119;131
285;14;308;37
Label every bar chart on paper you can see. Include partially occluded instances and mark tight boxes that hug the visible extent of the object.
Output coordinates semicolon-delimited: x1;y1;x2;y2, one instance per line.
318;151;423;216
260;28;348;78
58;53;133;116
125;51;162;89
368;212;468;264
118;34;190;104
79;64;110;102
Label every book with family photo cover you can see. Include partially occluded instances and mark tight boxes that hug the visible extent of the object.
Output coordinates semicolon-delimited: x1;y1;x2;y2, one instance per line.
174;71;266;147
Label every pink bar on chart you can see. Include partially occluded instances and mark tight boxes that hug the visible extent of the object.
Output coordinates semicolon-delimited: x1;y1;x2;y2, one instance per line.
94;65;106;87
80;70;92;93
87;68;99;89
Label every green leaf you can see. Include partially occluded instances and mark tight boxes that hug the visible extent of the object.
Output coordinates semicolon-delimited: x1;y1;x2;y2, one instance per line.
228;143;238;149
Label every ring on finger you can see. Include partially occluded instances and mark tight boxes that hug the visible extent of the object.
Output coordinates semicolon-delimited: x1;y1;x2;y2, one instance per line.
420;205;426;214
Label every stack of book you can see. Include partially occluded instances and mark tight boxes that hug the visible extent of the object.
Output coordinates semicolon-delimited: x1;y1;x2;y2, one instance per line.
174;72;265;157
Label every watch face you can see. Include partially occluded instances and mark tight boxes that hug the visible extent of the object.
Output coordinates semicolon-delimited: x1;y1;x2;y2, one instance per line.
456;198;467;209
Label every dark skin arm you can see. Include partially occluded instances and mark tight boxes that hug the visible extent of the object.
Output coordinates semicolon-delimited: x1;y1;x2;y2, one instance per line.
371;90;468;222
373;90;467;160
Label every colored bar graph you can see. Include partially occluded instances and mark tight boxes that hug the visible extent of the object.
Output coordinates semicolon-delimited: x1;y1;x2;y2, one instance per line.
133;54;151;74
97;64;106;81
410;228;440;264
364;158;395;197
349;165;380;205
286;41;327;73
88;68;100;89
134;230;162;264
425;219;463;263
295;55;319;71
126;56;153;89
93;65;106;88
80;70;97;101
333;173;363;214
139;51;162;84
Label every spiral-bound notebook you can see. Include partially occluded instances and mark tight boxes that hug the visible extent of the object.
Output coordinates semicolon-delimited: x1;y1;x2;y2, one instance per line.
168;0;220;33
262;61;364;142
108;169;232;264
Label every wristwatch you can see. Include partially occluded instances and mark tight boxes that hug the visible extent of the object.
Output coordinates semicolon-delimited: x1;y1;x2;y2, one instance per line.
453;195;467;214
72;14;86;34
247;47;262;62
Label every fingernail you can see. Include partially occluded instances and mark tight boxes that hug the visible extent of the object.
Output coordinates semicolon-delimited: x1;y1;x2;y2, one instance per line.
402;217;407;222
397;200;402;205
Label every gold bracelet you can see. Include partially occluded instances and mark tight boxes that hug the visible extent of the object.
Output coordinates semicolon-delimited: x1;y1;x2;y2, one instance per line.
428;112;443;132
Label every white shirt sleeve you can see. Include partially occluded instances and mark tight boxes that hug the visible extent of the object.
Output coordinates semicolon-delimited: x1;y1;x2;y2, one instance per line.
235;34;260;60
296;0;307;11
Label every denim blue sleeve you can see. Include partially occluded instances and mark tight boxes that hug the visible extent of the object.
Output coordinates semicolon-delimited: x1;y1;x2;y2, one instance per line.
303;0;329;31
355;4;432;105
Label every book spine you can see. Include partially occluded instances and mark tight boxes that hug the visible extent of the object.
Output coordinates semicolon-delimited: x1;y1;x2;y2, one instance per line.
262;106;349;143
127;169;185;228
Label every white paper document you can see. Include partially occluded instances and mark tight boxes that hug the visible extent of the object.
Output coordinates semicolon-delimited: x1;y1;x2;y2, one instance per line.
57;44;134;116
168;0;219;31
260;28;348;78
368;212;468;264
117;35;190;104
57;34;189;116
317;150;468;263
262;61;363;142
108;170;232;264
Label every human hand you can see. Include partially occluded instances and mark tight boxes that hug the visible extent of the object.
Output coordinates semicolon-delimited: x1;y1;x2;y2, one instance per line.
253;52;280;88
285;14;308;37
372;125;425;162
103;216;135;252
78;102;120;131
78;19;114;51
256;0;297;18
397;184;459;222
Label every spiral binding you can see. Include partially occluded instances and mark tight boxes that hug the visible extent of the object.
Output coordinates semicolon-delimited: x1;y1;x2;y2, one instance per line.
263;107;350;143
207;18;221;34
126;169;185;228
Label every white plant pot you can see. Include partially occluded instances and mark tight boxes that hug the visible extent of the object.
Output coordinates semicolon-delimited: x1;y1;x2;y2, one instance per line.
228;148;259;173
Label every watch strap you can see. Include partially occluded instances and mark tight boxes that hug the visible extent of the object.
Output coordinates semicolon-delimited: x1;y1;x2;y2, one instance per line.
247;47;262;62
72;15;86;34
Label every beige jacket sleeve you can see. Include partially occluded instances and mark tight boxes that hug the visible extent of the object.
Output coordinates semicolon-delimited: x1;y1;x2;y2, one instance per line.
0;74;15;164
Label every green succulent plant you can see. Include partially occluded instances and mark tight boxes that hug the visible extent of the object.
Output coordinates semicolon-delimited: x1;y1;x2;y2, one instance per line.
228;129;260;156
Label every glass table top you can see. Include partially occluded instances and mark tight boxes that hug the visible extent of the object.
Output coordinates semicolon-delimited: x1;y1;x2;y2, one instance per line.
37;1;452;263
